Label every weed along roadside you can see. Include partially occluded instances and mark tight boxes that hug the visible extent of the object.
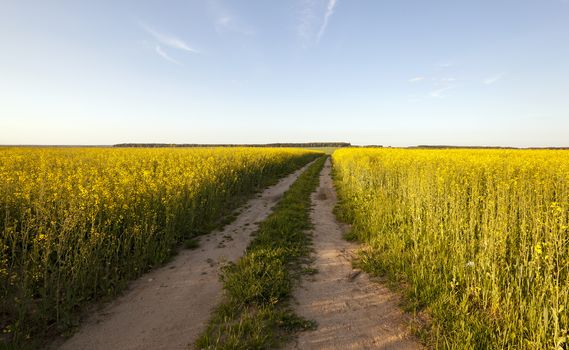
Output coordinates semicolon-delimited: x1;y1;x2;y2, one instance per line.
195;156;326;349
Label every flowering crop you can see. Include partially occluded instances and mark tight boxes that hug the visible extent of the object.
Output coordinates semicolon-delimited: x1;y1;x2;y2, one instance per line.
333;148;569;349
0;147;318;345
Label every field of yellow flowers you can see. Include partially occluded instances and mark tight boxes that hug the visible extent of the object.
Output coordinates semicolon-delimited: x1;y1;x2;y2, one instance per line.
333;148;569;349
0;147;318;345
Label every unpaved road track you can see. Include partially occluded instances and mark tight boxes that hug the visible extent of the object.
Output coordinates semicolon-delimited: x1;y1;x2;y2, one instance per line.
288;158;421;350
57;163;312;350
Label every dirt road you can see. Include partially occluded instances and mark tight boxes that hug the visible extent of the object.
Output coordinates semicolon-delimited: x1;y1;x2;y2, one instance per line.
58;163;311;350
287;159;421;350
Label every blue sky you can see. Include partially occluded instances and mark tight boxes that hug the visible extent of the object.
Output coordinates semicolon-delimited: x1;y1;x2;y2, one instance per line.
1;0;568;146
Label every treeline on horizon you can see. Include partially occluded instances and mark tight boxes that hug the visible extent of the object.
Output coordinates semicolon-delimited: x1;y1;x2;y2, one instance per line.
413;145;569;150
4;144;567;149
113;142;352;148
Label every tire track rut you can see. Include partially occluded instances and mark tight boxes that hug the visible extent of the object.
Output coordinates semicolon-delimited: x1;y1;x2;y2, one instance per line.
288;158;421;350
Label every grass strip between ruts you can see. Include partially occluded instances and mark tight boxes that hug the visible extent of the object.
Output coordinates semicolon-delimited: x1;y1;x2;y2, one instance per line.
195;156;326;350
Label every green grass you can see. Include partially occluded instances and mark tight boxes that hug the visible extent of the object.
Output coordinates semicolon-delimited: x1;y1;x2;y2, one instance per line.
183;238;200;250
195;156;326;350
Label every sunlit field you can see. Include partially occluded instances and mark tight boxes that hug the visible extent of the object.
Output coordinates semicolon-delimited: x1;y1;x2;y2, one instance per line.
333;148;569;349
0;147;318;344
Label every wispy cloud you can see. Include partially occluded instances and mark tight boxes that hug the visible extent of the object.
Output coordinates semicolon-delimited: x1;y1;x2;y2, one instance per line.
430;86;454;98
298;0;339;46
209;0;254;35
141;23;199;53
408;68;458;99
429;76;457;98
298;0;318;45
155;45;182;65
484;73;505;85
214;15;254;35
317;0;338;42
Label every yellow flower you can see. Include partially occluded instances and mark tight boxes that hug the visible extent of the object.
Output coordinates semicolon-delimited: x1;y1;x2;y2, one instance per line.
534;243;542;256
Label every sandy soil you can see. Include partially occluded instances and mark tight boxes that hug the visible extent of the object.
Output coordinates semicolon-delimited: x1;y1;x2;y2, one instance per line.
57;163;312;350
287;159;421;350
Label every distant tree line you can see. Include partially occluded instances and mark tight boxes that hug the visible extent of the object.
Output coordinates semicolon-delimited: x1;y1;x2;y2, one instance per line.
113;142;352;148
413;145;569;150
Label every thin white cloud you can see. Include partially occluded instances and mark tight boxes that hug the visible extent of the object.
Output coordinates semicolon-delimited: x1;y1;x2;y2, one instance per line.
484;73;505;85
298;0;318;46
215;15;254;35
298;0;338;46
209;0;254;35
407;72;459;99
155;45;182;65
141;23;199;54
430;86;454;98
317;0;338;42
430;75;459;97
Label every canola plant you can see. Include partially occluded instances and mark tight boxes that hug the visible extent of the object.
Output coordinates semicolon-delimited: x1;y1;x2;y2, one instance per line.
0;147;318;344
333;148;569;349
